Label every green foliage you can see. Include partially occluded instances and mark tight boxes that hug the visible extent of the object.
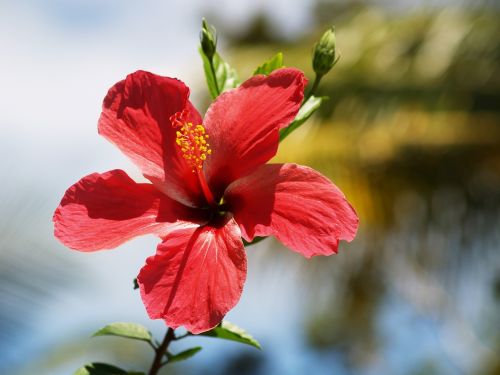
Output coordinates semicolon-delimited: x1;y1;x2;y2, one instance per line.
199;48;239;99
167;347;202;363
253;52;284;75
92;322;153;344
200;321;261;349
74;363;144;375
279;95;328;142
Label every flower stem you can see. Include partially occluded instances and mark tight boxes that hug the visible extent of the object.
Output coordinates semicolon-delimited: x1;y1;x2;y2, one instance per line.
304;73;322;102
148;328;175;375
209;58;220;96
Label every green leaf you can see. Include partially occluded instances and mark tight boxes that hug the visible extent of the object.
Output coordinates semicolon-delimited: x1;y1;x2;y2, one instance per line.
133;278;139;290
199;48;239;99
168;346;202;363
253;52;284;75
74;363;138;375
92;322;152;343
200;321;261;349
279;95;328;142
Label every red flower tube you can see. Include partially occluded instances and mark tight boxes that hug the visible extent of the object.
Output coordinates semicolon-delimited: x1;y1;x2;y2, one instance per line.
53;68;358;334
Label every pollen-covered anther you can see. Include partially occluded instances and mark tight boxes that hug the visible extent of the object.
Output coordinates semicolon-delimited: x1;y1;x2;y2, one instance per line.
173;122;212;172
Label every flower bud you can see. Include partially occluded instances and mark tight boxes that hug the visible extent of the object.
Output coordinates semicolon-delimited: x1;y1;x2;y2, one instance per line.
312;26;337;77
200;18;217;60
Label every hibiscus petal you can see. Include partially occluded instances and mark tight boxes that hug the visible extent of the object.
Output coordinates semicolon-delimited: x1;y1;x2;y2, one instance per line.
98;70;204;207
203;68;307;197
53;169;203;252
225;163;359;258
137;217;247;334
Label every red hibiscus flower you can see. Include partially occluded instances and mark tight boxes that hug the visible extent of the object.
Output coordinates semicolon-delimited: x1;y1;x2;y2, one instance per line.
53;68;359;334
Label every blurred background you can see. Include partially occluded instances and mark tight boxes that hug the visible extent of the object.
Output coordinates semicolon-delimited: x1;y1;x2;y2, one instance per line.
1;0;499;374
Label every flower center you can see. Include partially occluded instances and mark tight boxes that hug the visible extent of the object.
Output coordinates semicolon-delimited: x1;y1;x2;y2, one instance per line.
174;126;211;173
170;110;215;207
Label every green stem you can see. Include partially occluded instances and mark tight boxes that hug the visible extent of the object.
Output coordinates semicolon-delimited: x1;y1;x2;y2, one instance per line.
175;332;192;340
304;73;322;102
148;328;175;375
209;58;220;96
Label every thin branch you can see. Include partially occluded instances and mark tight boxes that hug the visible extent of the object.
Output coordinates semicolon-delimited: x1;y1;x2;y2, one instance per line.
148;327;175;375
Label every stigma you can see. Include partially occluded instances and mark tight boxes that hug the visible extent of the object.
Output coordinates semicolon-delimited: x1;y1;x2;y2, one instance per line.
170;111;211;172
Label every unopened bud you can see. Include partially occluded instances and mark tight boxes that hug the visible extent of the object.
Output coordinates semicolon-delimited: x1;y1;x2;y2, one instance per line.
200;18;217;60
312;26;337;76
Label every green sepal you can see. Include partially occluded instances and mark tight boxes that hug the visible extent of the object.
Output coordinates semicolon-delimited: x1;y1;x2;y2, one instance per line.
279;95;328;142
253;52;284;75
200;321;261;350
242;236;266;247
167;346;202;363
92;322;153;344
199;48;239;99
312;26;337;76
200;18;217;60
74;363;144;375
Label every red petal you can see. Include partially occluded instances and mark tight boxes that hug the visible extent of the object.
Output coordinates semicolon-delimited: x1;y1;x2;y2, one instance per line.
137;217;247;334
98;71;204;207
53;170;203;252
225;163;359;258
203;68;306;196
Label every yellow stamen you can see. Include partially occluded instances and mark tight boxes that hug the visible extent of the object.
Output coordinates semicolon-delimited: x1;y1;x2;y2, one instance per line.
172;122;212;172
